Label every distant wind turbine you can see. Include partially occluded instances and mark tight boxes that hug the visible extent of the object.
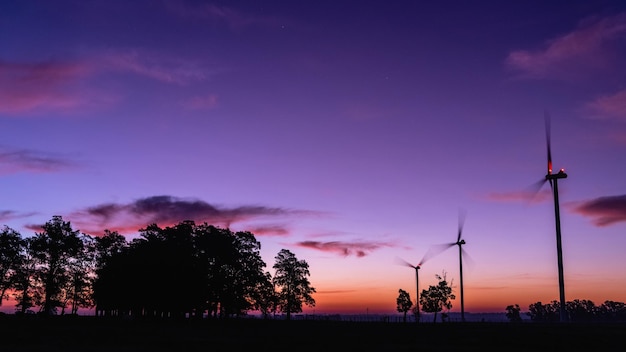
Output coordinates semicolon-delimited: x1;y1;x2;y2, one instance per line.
396;246;452;322
439;209;472;322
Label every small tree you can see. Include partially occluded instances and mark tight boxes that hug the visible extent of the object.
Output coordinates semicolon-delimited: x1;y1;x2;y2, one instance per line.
505;304;522;322
272;249;315;320
396;289;413;323
419;272;455;323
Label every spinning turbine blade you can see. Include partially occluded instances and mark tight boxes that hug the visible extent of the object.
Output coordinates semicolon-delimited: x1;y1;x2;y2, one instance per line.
395;256;416;268
457;209;466;242
545;111;552;175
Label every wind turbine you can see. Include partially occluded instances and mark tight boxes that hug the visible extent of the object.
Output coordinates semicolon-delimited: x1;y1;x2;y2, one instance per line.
396;255;426;322
396;248;444;322
439;209;470;322
536;112;568;322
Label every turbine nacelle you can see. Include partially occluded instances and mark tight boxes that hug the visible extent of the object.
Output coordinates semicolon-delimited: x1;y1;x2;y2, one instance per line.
546;169;567;180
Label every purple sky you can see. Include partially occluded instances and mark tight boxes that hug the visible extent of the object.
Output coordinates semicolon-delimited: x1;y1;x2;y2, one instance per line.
1;0;626;314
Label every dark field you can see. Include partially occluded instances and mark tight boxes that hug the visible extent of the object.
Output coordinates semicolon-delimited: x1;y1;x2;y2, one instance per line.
0;315;623;351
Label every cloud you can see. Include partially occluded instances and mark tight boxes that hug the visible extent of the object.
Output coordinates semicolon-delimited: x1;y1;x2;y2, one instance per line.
296;240;393;257
166;2;287;30
0;210;36;223
0;60;89;114
99;50;212;85
242;224;290;236
182;93;219;110
585;89;626;121
0;146;78;174
485;188;551;203
69;195;317;236
505;12;626;79
571;195;626;226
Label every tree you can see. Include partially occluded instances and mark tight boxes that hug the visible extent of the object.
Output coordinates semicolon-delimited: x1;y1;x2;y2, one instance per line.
253;272;278;319
30;216;85;315
396;289;413;323
13;238;38;314
272;249;315;320
598;300;626;322
566;299;596;322
505;304;522;322
0;226;26;307
527;301;560;322
419;272;455;323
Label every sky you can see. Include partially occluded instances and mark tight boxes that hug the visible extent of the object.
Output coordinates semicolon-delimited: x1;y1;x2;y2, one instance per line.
1;0;626;315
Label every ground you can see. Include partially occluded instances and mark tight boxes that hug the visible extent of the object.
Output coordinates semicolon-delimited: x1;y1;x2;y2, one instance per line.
0;315;621;351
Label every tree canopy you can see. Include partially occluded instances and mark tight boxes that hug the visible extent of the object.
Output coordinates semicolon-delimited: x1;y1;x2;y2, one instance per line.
419;273;455;323
272;249;316;320
396;289;412;323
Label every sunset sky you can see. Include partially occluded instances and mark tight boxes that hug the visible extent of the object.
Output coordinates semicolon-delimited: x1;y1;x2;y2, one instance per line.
2;0;626;315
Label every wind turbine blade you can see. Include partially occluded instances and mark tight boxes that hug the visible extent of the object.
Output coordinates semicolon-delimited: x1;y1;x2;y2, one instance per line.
394;256;416;268
457;208;467;242
461;248;475;273
545;111;552;175
419;243;455;265
525;178;550;203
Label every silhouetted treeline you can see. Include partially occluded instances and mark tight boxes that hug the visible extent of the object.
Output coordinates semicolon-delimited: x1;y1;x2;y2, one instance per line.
525;300;626;322
0;216;315;319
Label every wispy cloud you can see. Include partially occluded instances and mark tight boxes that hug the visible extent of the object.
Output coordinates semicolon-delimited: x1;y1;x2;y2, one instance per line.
99;49;212;85
69;195;318;236
182;93;219;110
0;60;89;114
166;2;287;30
243;224;290;236
485;188;551;203
296;240;394;257
0;210;37;223
585;89;626;121
506;12;626;79
571;194;626;226
0;146;78;174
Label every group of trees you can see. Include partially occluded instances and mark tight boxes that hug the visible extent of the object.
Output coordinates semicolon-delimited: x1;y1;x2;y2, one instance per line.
396;273;455;323
521;299;626;322
0;216;316;319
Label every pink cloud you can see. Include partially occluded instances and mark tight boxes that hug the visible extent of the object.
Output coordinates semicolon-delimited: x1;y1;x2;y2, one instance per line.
68;195;318;236
585;89;626;121
0;60;89;114
485;185;552;204
242;224;290;236
506;12;626;79
0;147;77;174
571;194;626;226
296;240;393;257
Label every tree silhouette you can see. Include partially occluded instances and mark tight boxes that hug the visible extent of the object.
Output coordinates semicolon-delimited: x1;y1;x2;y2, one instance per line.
419;272;455;323
92;221;272;319
527;301;560;322
13;238;38;314
505;304;522;322
396;289;413;323
30;216;84;315
272;249;315;320
0;226;25;307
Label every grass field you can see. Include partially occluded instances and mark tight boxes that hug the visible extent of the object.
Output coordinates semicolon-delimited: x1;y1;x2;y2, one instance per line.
0;315;623;351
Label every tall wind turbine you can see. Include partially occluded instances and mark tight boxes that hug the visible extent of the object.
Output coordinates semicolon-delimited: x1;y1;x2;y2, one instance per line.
538;113;568;322
440;210;470;322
